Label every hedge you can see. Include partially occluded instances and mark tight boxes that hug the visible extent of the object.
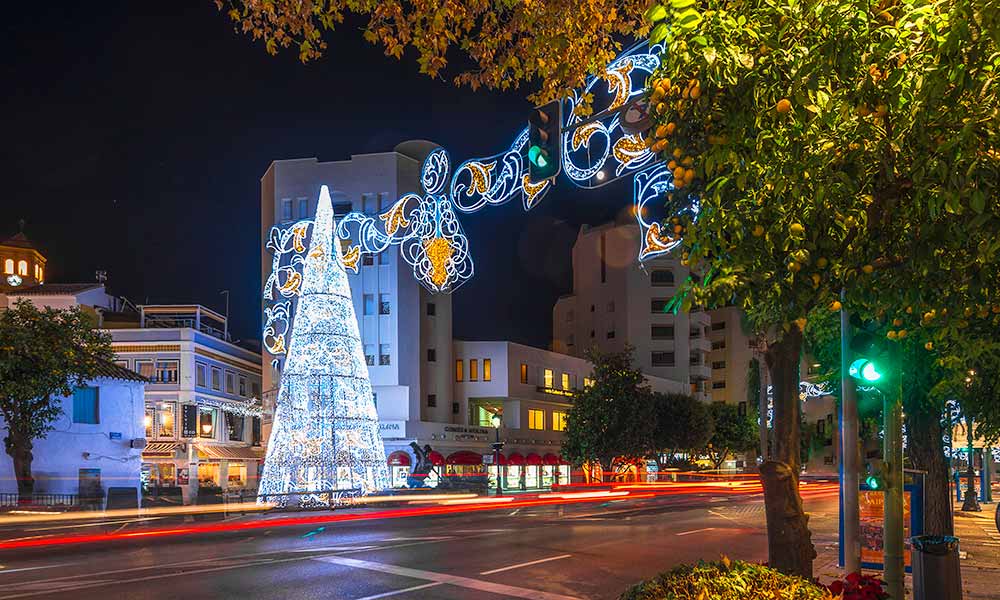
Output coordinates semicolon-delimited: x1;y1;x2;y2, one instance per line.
620;558;832;600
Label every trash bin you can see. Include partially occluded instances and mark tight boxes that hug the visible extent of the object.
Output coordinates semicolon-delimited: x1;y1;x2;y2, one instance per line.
911;535;962;600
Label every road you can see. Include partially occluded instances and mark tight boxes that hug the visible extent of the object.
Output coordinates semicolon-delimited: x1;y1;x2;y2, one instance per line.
0;488;839;600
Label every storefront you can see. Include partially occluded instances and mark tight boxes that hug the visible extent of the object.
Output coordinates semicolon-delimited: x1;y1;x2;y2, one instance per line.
141;442;186;493
387;451;411;488
506;452;524;490
424;450;445;488
525;453;542;488
445;451;487;487
488;451;508;491
542;453;571;487
194;444;263;491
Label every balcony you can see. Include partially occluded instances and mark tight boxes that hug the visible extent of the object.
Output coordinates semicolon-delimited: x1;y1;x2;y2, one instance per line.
689;363;711;380
689;337;712;353
690;311;711;328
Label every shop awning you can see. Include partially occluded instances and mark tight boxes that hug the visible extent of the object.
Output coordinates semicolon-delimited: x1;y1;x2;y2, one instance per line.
142;442;181;458
196;445;264;460
427;451;446;466
447;451;483;465
543;453;562;465
387;451;411;466
525;453;543;465
492;452;508;466
507;452;525;466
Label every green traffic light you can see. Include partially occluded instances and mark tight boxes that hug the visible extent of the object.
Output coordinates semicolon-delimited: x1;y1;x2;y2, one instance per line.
866;475;881;490
528;145;548;168
849;358;882;383
861;361;882;382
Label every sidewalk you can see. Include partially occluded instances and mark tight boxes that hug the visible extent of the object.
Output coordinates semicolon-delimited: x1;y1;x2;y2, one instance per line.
813;502;1000;599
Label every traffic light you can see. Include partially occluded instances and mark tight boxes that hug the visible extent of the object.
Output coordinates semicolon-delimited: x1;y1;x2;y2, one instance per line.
528;101;562;183
865;459;885;490
847;315;891;388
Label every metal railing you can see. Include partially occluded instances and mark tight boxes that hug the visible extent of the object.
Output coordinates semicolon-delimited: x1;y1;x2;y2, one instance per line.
0;493;81;509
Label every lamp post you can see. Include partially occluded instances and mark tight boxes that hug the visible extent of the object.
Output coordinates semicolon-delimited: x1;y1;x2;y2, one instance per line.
962;371;981;512
491;413;504;496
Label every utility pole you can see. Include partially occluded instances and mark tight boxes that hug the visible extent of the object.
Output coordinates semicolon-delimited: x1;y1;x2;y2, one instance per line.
839;298;861;573
883;348;904;600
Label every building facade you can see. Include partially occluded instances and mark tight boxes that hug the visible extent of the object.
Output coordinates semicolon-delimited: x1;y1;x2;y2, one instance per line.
107;305;264;502
552;219;713;401
705;306;759;410
0;231;46;295
0;364;146;506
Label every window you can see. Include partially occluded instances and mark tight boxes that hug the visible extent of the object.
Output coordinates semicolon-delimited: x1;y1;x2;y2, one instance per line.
224;412;244;441
452;402;460;414
606;329;616;339
651;352;675;367
297;198;309;219
483;359;491;382
332;201;352;216
456;360;464;382
250;381;261;398
238;375;247;397
528;409;545;430
427;348;436;362
738;402;748;417
561;373;570;390
427;302;436;316
651;299;670;313
364;345;375;366
362;254;374;266
712;340;727;350
363;294;375;315
427;394;437;407
607;301;615;312
379;344;391;366
211;367;222;391
519;363;528;384
583;377;594;388
712;321;726;331
651;325;674;339
690;328;701;338
817;419;826;435
567;334;575;346
152;402;173;437
281;198;293;221
552;411;568;432
225;371;236;394
543;368;554;388
198;407;217;439
135;359;155;381
712;381;727;389
155;360;178;384
72;387;99;424
113;359;129;369
470;359;479;381
712;361;727;370
590;304;595;312
650;270;674;286
379;294;391;315
196;363;207;387
145;406;155;438
3;259;12;274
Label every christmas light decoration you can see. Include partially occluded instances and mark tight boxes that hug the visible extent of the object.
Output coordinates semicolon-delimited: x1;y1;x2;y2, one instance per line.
258;187;390;506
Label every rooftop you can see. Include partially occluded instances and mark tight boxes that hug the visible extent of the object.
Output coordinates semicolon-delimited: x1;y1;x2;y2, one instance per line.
7;283;103;296
0;231;38;250
92;360;148;383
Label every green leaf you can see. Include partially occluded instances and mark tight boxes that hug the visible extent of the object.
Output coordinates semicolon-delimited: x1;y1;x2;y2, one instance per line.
676;8;703;31
644;3;668;23
669;0;696;10
970;190;986;214
650;23;669;44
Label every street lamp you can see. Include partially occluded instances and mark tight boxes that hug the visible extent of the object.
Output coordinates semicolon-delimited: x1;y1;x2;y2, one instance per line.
491;412;504;496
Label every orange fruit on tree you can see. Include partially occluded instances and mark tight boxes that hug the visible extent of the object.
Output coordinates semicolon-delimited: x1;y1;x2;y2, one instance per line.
665;122;677;135
673;147;684;159
830;300;842;311
668;159;678;170
655;124;669;138
682;156;694;167
924;341;933;351
683;169;695;183
862;264;874;274
776;98;792;114
673;166;686;181
892;318;903;327
752;225;765;237
816;257;828;268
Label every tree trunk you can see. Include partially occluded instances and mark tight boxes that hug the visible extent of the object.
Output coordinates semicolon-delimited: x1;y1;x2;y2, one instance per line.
906;401;953;535
761;327;816;578
4;431;35;504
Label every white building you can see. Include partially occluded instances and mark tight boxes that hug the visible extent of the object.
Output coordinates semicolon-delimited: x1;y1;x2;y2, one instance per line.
552;219;713;401
107;305;264;503
0;363;147;507
705;305;760;412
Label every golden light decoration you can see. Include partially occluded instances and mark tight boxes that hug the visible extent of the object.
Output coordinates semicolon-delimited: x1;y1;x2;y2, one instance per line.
292;223;309;253
423;236;454;291
379;199;411;236
341;244;360;272
603;59;634;110
613;134;648;167
522;175;549;210
465;162;495;196
572;121;606;152
278;271;302;296
640;222;673;260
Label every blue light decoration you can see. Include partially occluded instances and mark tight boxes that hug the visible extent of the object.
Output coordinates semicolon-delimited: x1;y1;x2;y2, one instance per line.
258;187;390;506
633;164;700;261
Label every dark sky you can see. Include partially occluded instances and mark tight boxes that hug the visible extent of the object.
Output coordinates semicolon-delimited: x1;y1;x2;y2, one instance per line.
3;1;630;348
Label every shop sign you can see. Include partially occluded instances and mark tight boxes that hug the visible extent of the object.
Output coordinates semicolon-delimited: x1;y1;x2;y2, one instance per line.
444;425;490;435
536;386;574;398
380;421;406;438
109;432;122;440
181;404;198;438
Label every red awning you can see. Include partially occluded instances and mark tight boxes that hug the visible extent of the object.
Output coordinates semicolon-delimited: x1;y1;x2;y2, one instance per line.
525;453;543;465
387;451;411;467
427;451;446;466
493;452;508;466
542;453;561;465
447;451;484;465
507;452;525;466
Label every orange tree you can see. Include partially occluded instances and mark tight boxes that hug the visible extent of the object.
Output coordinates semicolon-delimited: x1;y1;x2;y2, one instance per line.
215;0;651;106
642;0;1000;577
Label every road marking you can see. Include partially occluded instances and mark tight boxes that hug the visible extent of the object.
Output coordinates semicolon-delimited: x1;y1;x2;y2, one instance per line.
708;509;742;524
479;554;571;575
0;564;75;575
676;527;716;536
315;556;581;600
25;518;162;532
288;546;380;552
352;582;443;600
380;536;453;542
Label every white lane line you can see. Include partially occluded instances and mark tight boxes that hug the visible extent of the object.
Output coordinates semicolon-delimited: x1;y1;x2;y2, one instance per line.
676;527;716;536
287;546;380;553
315;556;581;600
708;509;742;523
352;582;443;600
0;564;75;575
380;536;453;542
479;554;571;575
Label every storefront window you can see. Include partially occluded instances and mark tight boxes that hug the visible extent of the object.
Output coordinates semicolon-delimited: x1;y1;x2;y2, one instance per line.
506;465;522;489
391;466;409;488
557;466;571;486
142;462;177;490
525;465;540;488
198;407;217;439
226;411;245;441
144;407;154;438
227;463;247;488
198;462;220;487
542;465;555;488
157;403;175;438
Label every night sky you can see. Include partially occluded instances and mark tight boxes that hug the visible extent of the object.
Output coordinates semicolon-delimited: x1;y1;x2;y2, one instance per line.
3;2;631;348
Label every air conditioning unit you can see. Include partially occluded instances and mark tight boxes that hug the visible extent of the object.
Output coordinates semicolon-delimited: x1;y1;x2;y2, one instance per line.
130;438;148;450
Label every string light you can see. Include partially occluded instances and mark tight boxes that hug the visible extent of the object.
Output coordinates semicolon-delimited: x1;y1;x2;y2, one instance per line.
259;187;390;507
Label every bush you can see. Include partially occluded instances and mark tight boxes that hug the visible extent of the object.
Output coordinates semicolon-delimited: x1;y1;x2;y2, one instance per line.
826;573;888;600
620;559;832;600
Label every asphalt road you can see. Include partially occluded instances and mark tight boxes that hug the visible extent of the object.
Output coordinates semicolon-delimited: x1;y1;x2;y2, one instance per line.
0;491;840;600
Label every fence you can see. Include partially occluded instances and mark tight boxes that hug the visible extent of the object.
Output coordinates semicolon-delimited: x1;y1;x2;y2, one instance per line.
0;493;81;509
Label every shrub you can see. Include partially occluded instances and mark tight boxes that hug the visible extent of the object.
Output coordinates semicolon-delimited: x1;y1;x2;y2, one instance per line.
620;558;832;600
826;573;888;600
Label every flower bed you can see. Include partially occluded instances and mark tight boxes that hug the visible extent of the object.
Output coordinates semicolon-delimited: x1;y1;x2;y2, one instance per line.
620;559;832;600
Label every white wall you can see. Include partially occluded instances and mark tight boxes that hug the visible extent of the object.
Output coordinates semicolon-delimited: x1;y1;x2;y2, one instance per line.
0;378;145;502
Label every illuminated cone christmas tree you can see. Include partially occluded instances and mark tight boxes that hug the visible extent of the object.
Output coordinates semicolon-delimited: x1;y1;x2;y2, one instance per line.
258;186;389;506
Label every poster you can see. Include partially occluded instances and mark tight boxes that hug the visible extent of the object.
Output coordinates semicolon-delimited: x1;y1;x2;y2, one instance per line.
859;490;912;568
177;467;190;486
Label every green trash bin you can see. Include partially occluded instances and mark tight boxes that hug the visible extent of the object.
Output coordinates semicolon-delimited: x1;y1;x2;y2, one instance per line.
911;535;962;600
